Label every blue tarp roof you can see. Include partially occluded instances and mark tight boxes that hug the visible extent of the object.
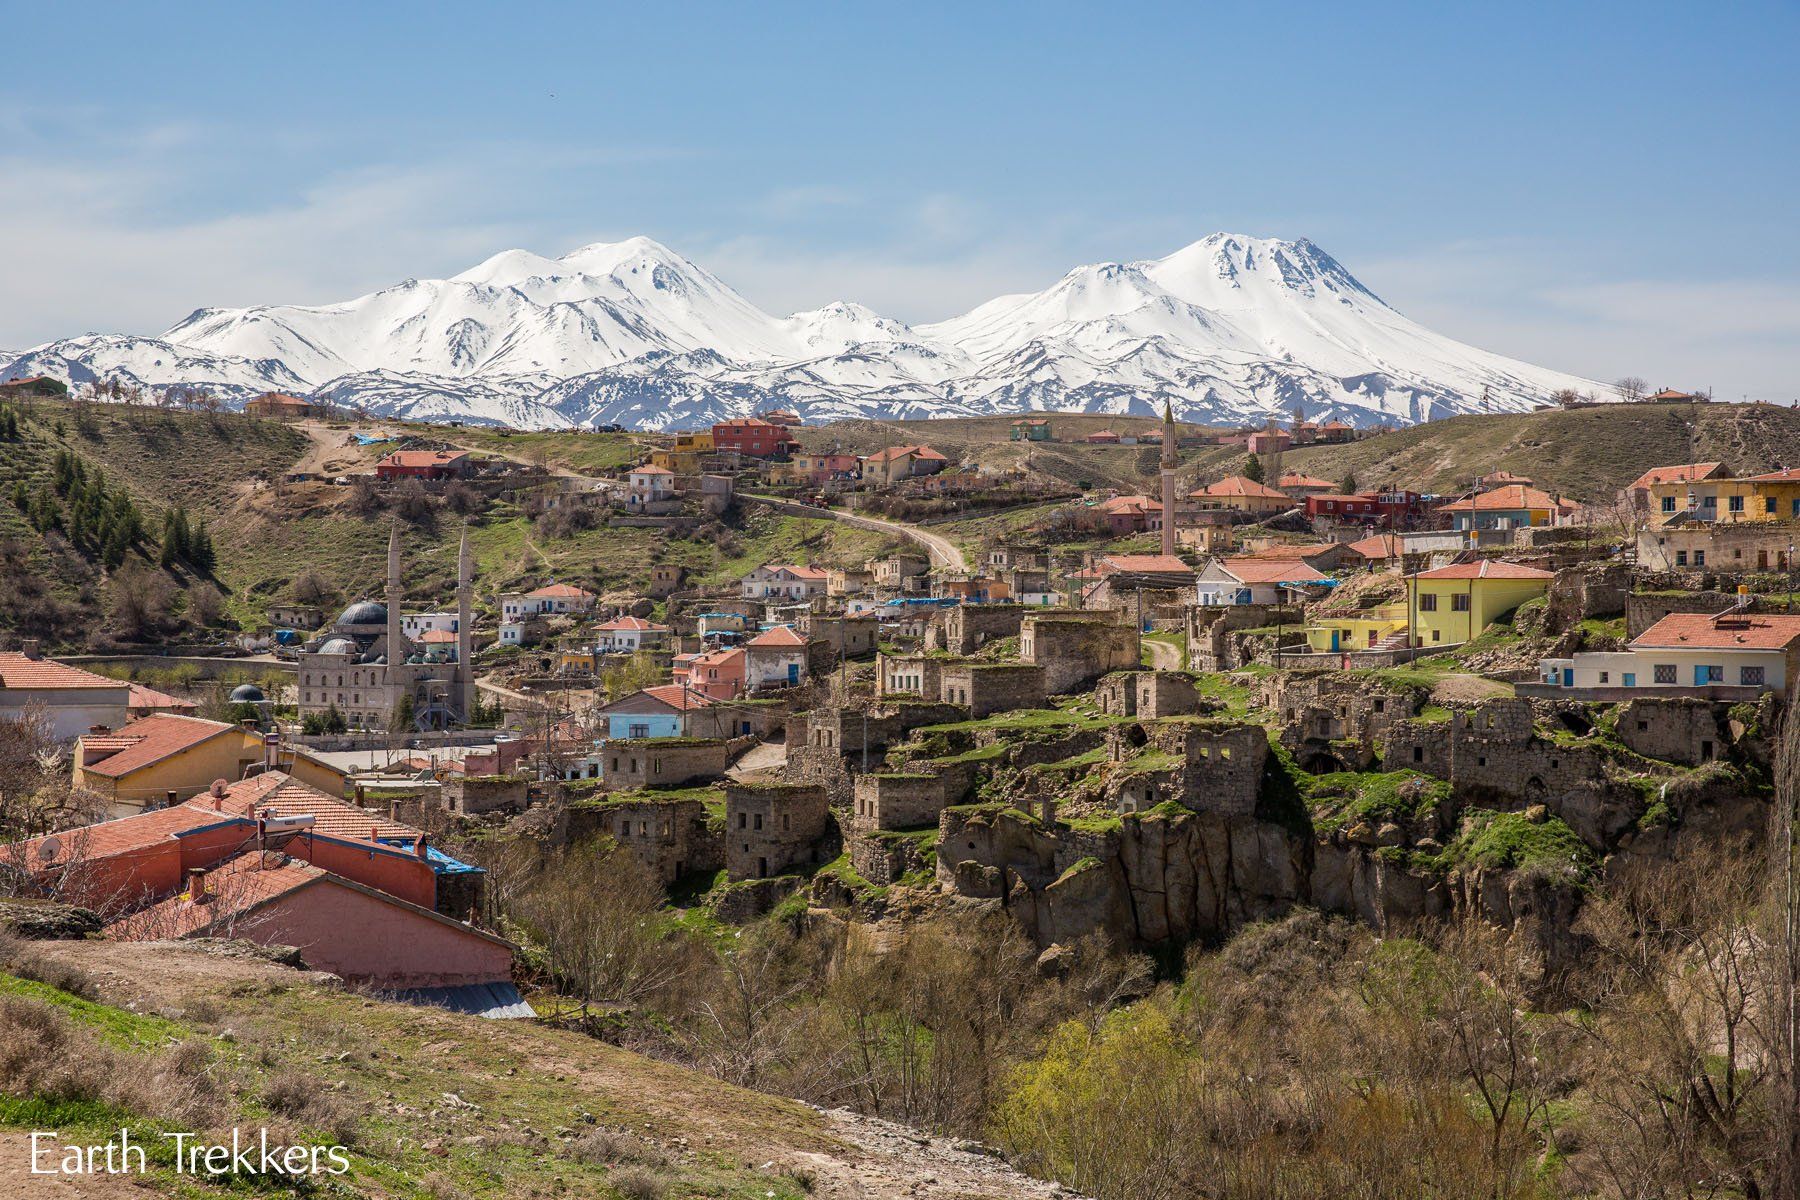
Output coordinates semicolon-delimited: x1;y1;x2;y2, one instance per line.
376;840;486;876
351;433;391;445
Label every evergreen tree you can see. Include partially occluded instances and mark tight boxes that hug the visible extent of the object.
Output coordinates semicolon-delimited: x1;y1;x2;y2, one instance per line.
1341;470;1358;494
1243;453;1265;484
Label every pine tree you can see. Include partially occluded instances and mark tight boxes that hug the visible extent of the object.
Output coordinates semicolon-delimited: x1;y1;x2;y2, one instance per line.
1243;453;1265;484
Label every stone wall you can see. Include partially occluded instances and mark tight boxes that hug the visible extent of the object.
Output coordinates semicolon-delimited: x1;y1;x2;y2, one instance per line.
876;653;946;698
938;663;1047;718
1612;697;1726;766
1102;719;1267;817
576;797;723;883
1021;612;1140;694
601;739;730;791
927;604;1025;655
849;830;932;887
1544;563;1631;633
1095;671;1201;718
1185;603;1303;670
447;775;529;816
1262;671;1420;771
851;766;971;831
725;781;832;880
802;614;880;659
1625;589;1752;639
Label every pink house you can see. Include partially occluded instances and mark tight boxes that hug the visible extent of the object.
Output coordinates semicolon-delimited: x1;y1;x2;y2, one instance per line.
674;645;746;700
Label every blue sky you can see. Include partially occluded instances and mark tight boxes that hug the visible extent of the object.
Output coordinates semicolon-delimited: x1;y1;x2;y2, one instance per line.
2;0;1795;396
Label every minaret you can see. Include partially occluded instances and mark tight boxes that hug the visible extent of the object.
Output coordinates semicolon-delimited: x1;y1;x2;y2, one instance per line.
1160;402;1179;558
385;522;404;667
456;524;474;722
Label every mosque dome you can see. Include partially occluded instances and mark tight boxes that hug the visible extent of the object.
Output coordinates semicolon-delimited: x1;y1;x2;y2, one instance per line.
228;683;265;704
316;637;357;656
337;601;389;627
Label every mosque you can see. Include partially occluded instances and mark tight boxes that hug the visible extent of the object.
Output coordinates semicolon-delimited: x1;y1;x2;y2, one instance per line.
294;524;475;731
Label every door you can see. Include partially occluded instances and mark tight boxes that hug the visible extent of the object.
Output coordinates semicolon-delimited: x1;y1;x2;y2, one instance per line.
1329;630;1340;652
787;662;799;684
1695;665;1710;686
1562;669;1574;687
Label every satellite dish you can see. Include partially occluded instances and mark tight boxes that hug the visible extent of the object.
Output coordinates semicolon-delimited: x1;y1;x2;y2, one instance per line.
209;779;229;798
36;836;62;864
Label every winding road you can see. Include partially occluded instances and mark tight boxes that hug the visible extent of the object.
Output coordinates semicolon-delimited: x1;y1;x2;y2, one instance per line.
742;495;968;571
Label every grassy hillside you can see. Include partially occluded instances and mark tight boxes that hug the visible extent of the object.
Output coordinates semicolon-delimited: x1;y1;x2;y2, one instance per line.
1;939;1053;1199
0;401;904;645
806;401;1800;503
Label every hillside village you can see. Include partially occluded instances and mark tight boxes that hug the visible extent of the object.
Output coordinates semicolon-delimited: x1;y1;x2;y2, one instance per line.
8;380;1800;1197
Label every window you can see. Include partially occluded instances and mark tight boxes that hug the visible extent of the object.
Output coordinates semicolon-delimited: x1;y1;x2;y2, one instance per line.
1599;671;1609;683
1623;673;1636;687
1694;551;1706;566
1767;497;1779;513
1728;495;1744;513
754;813;763;831
1653;664;1677;685
1661;496;1676;513
628;722;649;739
1702;495;1717;507
737;812;747;830
1742;665;1766;686
1452;593;1471;612
1703;664;1723;682
1419;593;1438;612
1413;746;1423;763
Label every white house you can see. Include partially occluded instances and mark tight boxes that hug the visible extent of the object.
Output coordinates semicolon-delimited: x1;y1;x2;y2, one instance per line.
745;625;808;689
502;584;598;623
593;616;671;654
740;564;829;601
401;611;459;640
1195;557;1329;606
0;648;132;741
624;465;680;513
1539;610;1800;695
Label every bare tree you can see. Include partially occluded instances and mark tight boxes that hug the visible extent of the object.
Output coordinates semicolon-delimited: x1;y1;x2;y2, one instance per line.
1614;376;1650;404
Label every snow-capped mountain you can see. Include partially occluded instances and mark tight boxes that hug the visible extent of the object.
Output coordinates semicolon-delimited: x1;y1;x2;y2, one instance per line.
3;233;1599;429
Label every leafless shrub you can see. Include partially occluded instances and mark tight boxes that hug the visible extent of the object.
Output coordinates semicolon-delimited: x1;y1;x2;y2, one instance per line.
609;1165;669;1200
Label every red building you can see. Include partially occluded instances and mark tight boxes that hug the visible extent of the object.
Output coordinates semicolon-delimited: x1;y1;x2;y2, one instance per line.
711;418;800;459
1303;489;1428;527
375;449;474;480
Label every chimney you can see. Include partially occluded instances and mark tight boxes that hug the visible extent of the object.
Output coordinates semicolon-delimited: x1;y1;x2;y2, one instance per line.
414;835;429;860
184;868;209;902
20;639;40;661
209;779;227;811
164;790;178;810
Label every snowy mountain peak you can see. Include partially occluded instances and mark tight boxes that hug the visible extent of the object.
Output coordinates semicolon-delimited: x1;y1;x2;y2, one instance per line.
8;232;1599;432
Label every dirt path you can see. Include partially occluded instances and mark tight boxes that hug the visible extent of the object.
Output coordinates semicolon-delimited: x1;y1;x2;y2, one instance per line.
744;495;968;572
1143;637;1184;671
727;740;788;779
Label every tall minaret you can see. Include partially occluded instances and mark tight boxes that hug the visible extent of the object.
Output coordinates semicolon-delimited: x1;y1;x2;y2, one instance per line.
385;522;404;666
1160;402;1179;557
456;524;474;721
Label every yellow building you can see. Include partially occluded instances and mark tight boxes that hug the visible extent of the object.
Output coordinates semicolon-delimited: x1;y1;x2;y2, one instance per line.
74;714;265;813
647;430;716;476
1647;468;1800;526
1404;561;1554;648
1305;604;1409;653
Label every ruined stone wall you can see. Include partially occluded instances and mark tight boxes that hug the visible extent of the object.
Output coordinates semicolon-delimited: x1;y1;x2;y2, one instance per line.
875;653;946;698
1544;563;1631;632
725;782;830;879
1185;603;1303;670
852;768;968;832
581;798;722;883
1097;671;1202;718
928;604;1025;655
447;775;529;816
1263;671;1420;767
601;739;730;791
1022;613;1140;694
938;663;1047;718
1624;590;1751;639
1612;697;1726;766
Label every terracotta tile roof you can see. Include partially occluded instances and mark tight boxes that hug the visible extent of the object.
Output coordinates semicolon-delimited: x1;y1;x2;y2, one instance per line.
1190;475;1291;501
596;616;667;632
1321;419;1354;430
1213;558;1330;584
0;653;127;691
686;646;746;669
1647;389;1700;402
9;799;245;865
126;683;197;712
1410;560;1555;581
78;715;248;779
1479;470;1535;485
1627;462;1724;491
1347;533;1405;559
1098;495;1159;515
527;583;595;599
865;444;948;464
1097;554;1194;575
1631;611;1800;651
641;684;714;710
765;564;828;580
379;450;470;469
418;629;459;644
1276;473;1335;489
110;853;324;940
218;773;422;843
631;465;676;475
1743;467;1800;483
1439;485;1566;513
748;625;807;647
